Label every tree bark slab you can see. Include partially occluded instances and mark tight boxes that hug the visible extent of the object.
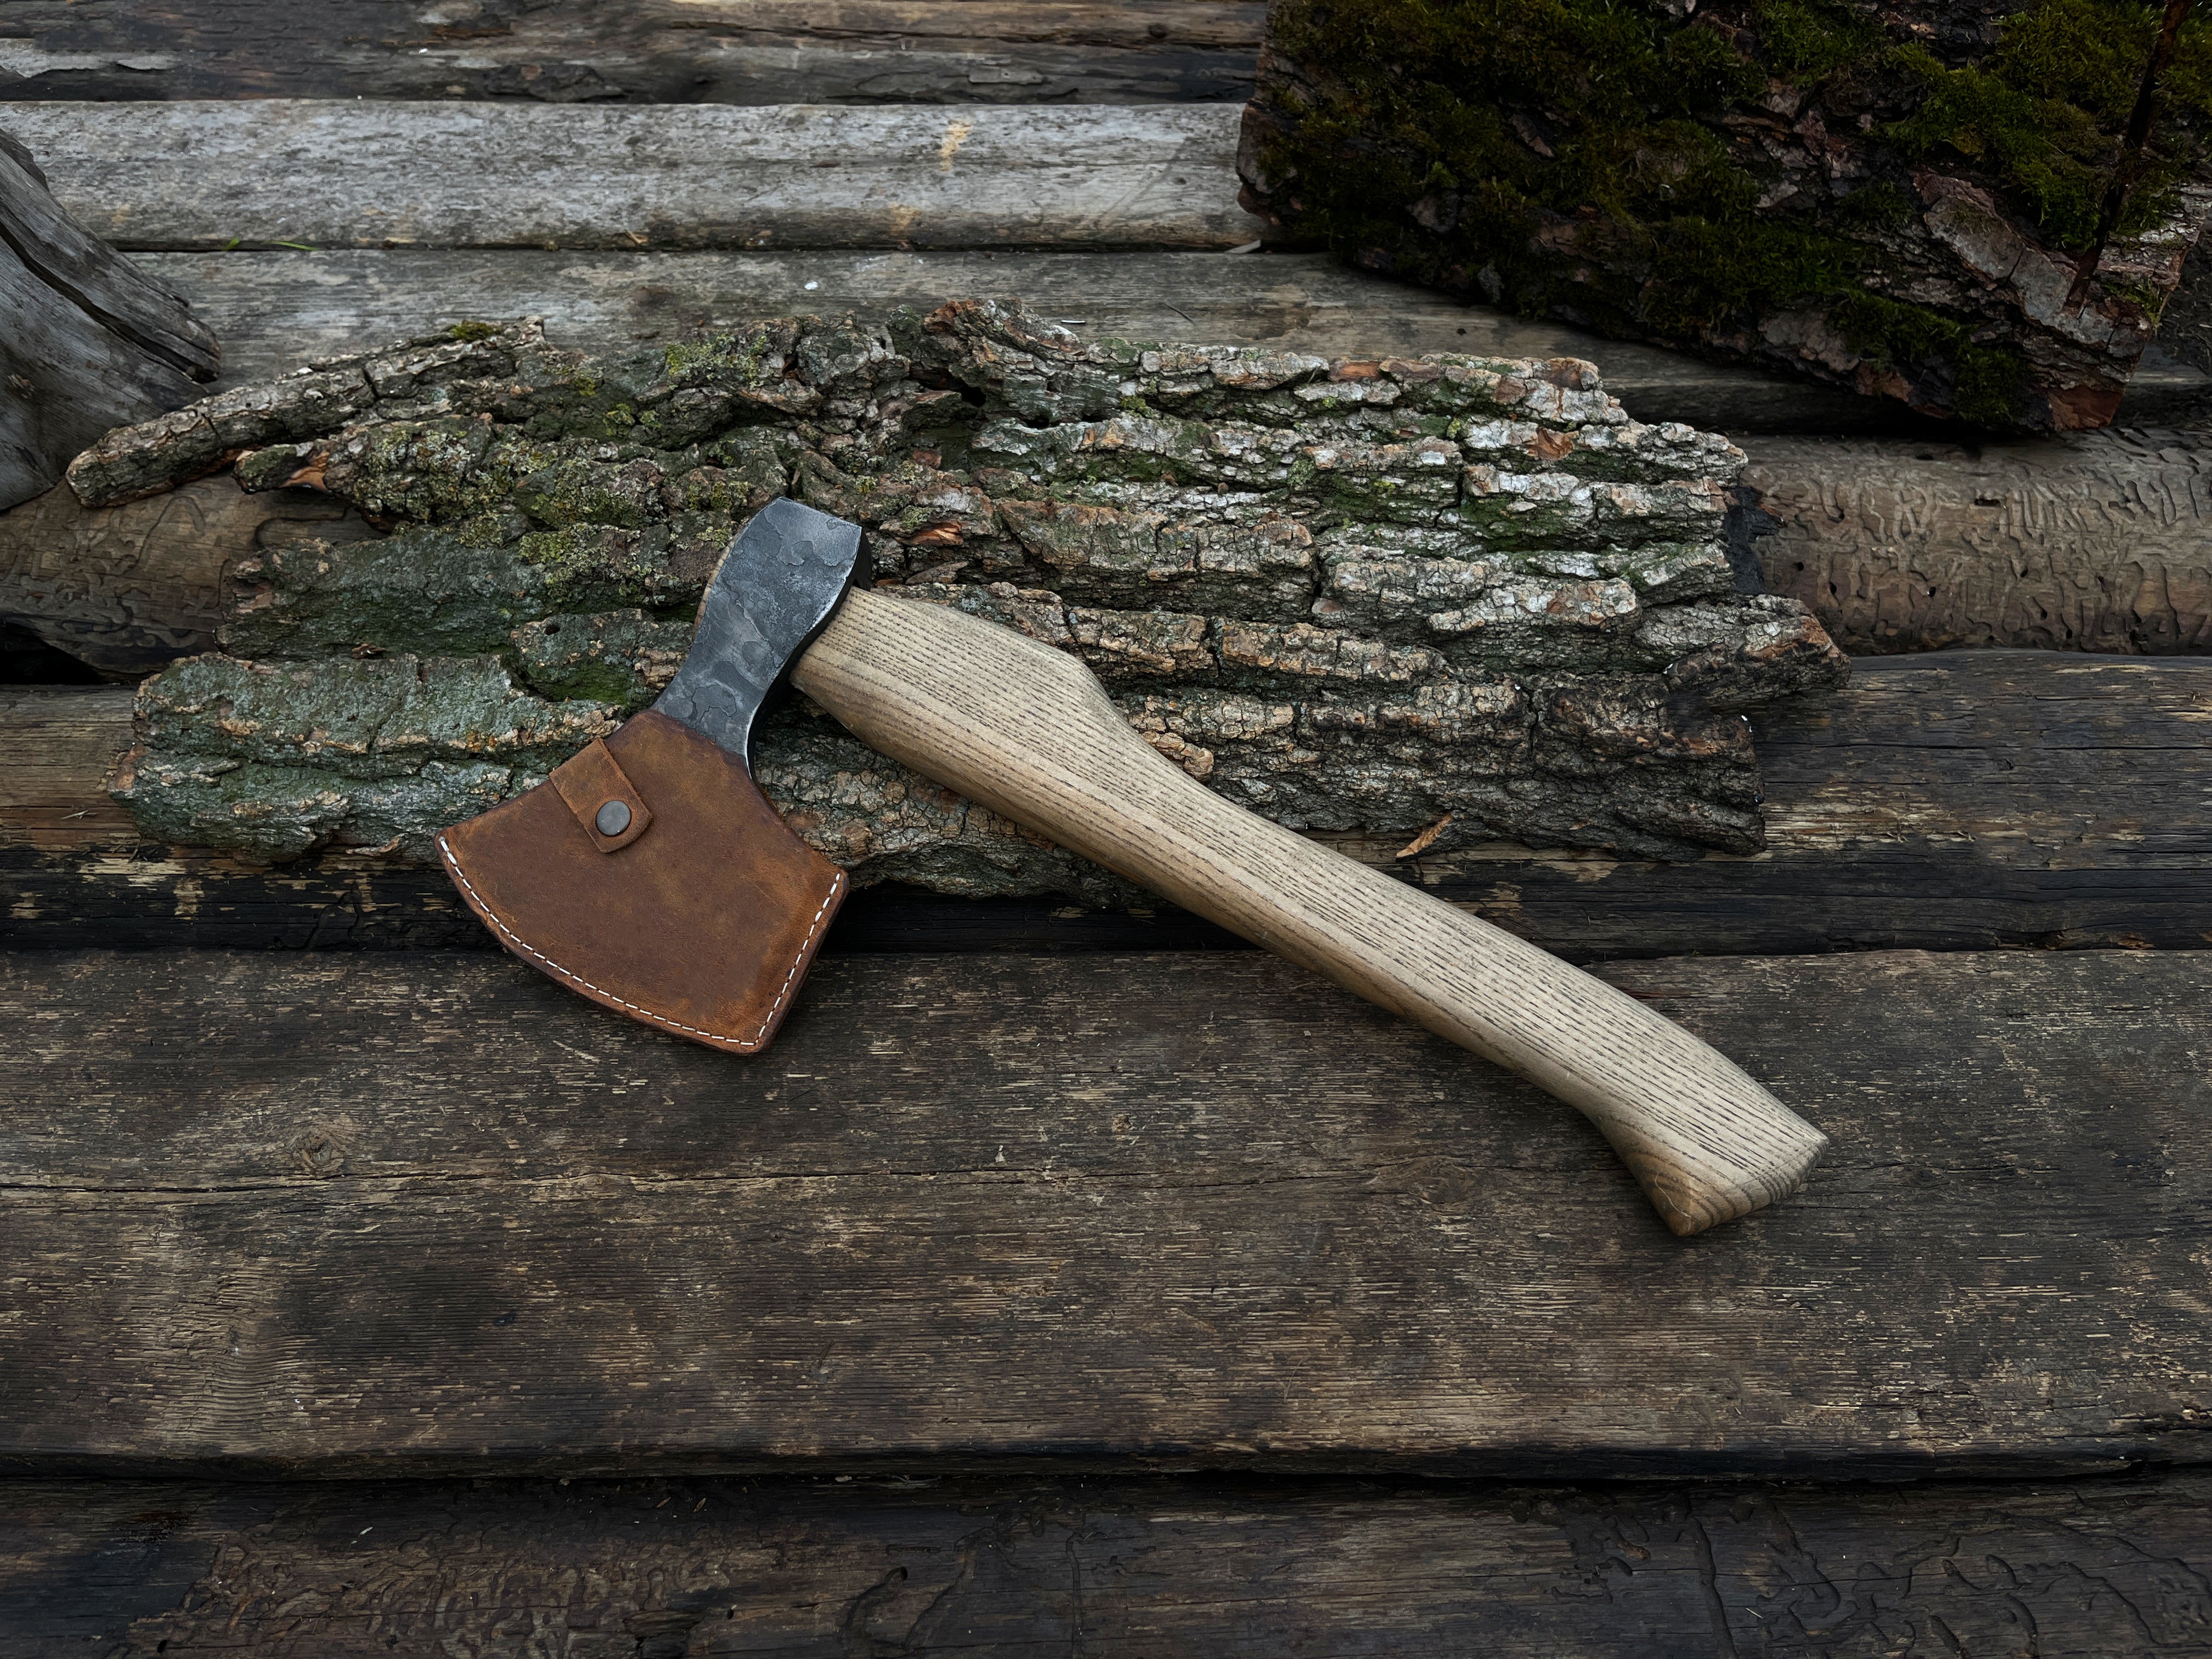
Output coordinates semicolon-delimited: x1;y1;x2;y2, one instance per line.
7;652;2209;955
70;307;1842;885
1;945;2207;1477
4;1470;2209;1657
1238;0;2212;431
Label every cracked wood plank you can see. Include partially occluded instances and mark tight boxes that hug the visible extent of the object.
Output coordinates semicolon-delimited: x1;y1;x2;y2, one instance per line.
1;945;2207;1476
115;246;2212;432
2;1470;2209;1656
0;100;1269;253
7;652;2209;955
0;127;217;510
0;0;1267;106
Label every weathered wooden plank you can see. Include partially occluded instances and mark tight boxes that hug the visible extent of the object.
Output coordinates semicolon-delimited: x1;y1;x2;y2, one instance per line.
8;654;2208;957
1;945;2207;1477
4;1469;2209;1657
0;100;1268;252
0;0;1267;106
128;244;2092;435
1749;430;2212;654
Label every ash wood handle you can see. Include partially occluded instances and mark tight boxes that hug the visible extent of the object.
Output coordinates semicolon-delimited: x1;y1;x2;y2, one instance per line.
792;588;1827;1234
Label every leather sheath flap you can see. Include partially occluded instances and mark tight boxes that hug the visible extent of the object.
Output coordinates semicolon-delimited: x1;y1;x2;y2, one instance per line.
438;709;846;1053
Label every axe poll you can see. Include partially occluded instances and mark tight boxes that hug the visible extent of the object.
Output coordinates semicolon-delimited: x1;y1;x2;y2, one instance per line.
440;498;1827;1235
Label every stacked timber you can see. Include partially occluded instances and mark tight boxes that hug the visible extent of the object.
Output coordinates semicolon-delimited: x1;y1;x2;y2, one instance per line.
1;20;2209;1656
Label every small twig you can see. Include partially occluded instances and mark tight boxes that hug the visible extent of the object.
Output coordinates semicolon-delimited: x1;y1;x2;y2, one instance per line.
2066;0;2195;312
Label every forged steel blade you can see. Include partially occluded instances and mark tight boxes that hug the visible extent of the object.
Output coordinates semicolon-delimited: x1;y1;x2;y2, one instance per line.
653;495;865;761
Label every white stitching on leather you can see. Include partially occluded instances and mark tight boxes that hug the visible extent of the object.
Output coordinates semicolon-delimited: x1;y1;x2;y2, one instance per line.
438;833;843;1051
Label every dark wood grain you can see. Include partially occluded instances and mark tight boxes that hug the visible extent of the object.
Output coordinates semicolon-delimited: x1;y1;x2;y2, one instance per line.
2;944;2208;1477
0;1;1266;107
8;654;2209;957
4;1469;2210;1657
0;128;217;510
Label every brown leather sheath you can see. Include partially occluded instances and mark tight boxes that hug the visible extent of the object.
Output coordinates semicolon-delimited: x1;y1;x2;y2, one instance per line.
438;709;847;1053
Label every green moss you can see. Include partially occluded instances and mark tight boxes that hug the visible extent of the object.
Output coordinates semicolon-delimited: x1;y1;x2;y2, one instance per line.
1883;43;2112;244
1259;0;2212;427
1754;0;1882;78
445;321;502;343
1829;291;2030;423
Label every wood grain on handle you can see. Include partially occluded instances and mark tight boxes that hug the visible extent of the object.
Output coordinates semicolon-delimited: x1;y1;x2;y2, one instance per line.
792;588;1829;1234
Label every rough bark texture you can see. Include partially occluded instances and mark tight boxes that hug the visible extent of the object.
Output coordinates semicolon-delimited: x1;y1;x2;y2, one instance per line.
2;946;2208;1478
5;1470;2211;1658
0;0;1266;107
79;303;1846;899
0;125;217;510
1237;0;2212;432
10;654;2210;957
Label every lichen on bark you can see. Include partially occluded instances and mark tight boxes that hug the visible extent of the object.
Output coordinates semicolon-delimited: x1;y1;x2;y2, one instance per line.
84;303;1847;899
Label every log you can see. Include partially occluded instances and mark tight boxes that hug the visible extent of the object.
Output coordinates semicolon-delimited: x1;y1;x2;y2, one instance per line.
0;0;1266;106
69;305;1846;886
0;100;1269;253
4;1469;2210;1657
7;652;2208;956
1237;0;2212;432
119;245;2212;432
0;126;218;510
1747;428;2212;652
2;945;2208;1477
0;475;375;675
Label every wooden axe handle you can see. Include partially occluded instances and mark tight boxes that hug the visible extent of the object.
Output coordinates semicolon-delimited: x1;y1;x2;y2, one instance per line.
792;587;1827;1234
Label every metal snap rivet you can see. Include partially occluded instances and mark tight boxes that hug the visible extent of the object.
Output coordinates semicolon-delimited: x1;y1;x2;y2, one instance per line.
594;798;633;837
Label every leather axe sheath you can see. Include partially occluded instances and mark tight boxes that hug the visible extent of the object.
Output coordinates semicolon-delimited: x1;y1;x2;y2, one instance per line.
442;498;1828;1235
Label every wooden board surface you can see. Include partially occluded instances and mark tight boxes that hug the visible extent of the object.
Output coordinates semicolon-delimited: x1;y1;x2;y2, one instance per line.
0;99;1268;252
9;654;2208;957
4;1469;2209;1657
3;944;2208;1478
0;0;1266;106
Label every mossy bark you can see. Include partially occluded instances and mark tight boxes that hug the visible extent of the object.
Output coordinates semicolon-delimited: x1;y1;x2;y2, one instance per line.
1238;0;2212;432
84;304;1846;903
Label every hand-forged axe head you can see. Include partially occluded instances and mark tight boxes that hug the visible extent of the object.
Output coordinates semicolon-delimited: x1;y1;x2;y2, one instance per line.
437;499;865;1053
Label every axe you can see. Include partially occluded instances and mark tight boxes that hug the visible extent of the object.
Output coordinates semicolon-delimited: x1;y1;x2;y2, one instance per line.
439;498;1827;1235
